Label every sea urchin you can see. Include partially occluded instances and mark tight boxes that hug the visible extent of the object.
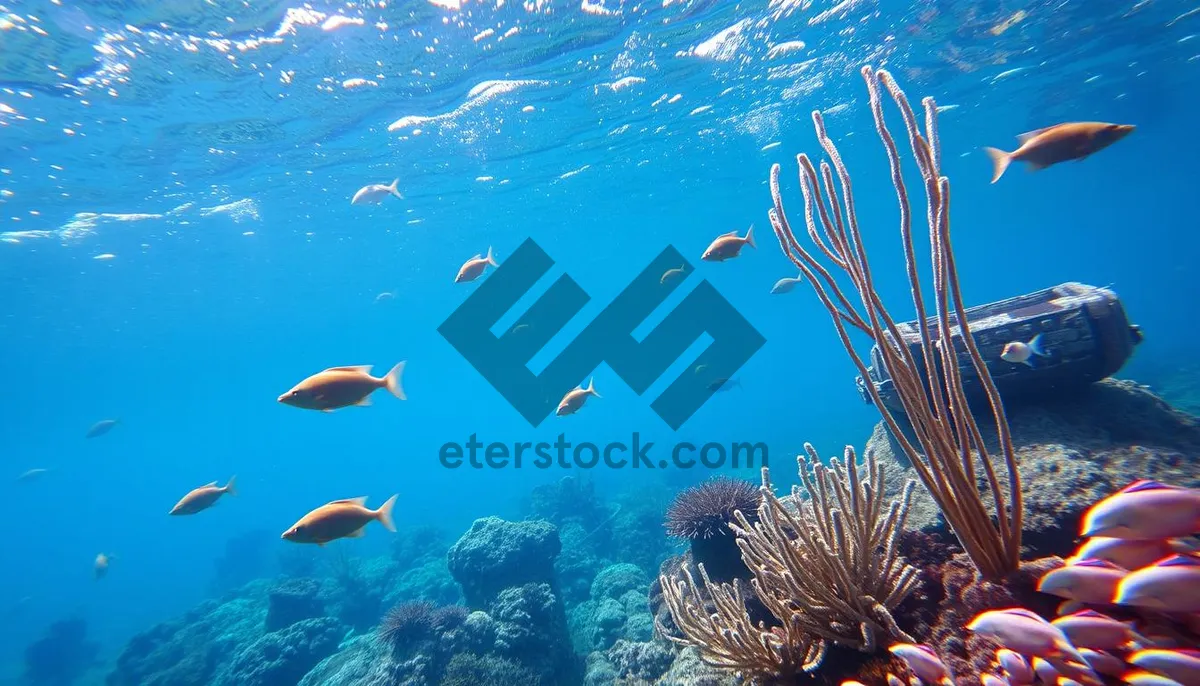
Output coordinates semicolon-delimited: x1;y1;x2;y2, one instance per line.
665;476;760;540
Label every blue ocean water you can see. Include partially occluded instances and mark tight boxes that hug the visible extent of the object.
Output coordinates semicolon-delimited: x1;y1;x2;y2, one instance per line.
1;0;1197;682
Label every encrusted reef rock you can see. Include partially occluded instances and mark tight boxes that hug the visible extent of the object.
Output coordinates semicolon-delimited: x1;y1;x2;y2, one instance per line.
872;378;1200;553
447;516;561;608
213;616;344;686
569;563;654;653
265;577;323;632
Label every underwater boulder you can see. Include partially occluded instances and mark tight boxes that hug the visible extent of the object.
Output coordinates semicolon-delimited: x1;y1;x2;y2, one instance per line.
24;618;101;686
488;582;580;685
213;616;344;686
265;577;324;632
447;516;561;608
871;378;1200;553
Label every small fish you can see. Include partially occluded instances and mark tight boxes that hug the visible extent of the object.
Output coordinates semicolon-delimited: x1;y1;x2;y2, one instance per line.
510;323;530;334
282;495;398;546
374;291;395;304
887;674;907;686
996;649;1034;685
278;363;406;412
1128;649;1200;686
1113;553;1200;612
888;644;953;686
1001;334;1049;367
1078;649;1132;679
983;122;1135;183
981;675;1010;686
17;468;48;482
94;553;110;579
1032;657;1060;686
86;418;120;438
660;265;686;284
556;377;600;417
708;377;741;392
1081;480;1200;540
1126;672;1187;686
93;253;116;261
693;364;709;375
1050;610;1146;651
967;608;1088;663
1037;559;1127;605
701;225;756;262
1067;537;1186;571
455;246;499;283
770;275;804;294
169;477;237;516
350;179;403;205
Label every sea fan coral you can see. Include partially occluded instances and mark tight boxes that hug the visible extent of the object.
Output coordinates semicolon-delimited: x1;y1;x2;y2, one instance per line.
377;601;435;650
664;476;760;539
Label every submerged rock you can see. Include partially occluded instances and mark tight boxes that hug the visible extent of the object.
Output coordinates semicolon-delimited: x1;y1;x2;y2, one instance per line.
447;517;561;608
872;378;1200;553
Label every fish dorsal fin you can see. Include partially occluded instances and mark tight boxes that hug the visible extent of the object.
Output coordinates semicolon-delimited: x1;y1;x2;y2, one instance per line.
1073;558;1121;570
330;497;369;507
203;481;218;488
1016;125;1057;144
325;365;373;374
999;608;1046;623
722;230;739;237
1066;609;1109;619
1120;479;1171;494
1155;553;1200;567
470;253;482;261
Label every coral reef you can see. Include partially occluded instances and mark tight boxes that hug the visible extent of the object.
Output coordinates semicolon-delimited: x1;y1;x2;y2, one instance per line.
24;618;100;686
568;563;654;653
872;378;1200;553
447;516;562;608
265;577;324;632
213;616;344;686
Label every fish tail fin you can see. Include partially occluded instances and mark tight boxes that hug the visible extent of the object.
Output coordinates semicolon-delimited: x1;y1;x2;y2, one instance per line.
745;224;756;249
376;494;398;532
384;361;407;400
388;179;403;199
485;246;498;267
983;147;1012;184
1028;333;1048;357
587;376;601;398
224;475;237;496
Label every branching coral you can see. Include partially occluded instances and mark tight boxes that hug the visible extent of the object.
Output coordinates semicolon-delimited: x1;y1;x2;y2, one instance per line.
768;64;1023;580
658;444;918;681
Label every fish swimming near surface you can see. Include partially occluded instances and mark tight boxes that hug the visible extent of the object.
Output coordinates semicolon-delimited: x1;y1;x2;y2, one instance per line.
86;418;120;438
983;122;1135;183
1113;553;1200;612
1037;559;1128;605
94;553;111;579
169;477;237;515
770;275;803;294
1001;334;1049;367
701;225;756;261
278;363;406;412
455;247;499;283
350;179;403;205
282;495;398;546
556;377;600;416
1128;649;1200;686
17;468;48;482
1080;480;1200;540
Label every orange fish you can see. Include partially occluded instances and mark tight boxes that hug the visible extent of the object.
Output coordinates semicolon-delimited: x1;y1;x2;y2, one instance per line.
281;495;398;546
169;477;237;516
556;377;599;416
701;225;755;261
455;247;498;283
278;363;406;412
983;122;1134;183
